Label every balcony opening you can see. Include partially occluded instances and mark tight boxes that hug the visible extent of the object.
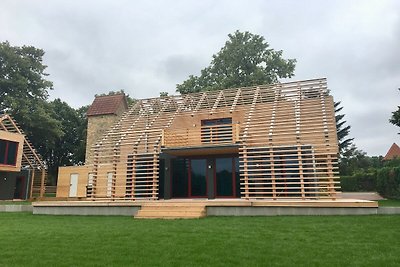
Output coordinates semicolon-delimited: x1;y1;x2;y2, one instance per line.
201;117;233;144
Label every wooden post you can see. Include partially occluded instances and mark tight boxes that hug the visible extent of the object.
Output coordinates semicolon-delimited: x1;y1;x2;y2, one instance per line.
243;147;249;199
152;151;158;200
161;129;165;146
270;148;276;199
29;169;35;199
297;146;305;200
327;154;335;200
132;153;136;200
39;169;45;198
235;124;240;143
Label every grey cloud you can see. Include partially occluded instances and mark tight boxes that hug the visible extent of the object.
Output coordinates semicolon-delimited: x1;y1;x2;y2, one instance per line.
0;0;399;155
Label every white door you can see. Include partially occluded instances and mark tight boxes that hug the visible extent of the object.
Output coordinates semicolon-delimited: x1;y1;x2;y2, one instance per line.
107;172;113;197
69;174;78;197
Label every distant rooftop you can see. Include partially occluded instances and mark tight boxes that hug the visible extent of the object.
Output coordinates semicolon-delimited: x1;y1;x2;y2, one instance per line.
86;94;128;116
383;143;400;161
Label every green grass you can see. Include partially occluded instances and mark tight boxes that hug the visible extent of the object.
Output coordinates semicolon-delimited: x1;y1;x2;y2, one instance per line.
0;214;399;266
379;199;400;207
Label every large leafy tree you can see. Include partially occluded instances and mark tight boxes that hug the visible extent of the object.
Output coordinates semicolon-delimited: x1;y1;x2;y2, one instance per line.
176;30;296;94
0;41;63;156
0;41;52;108
0;41;88;183
44;99;88;183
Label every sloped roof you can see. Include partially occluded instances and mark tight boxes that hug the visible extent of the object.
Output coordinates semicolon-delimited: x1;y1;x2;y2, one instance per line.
383;143;400;160
86;94;128;116
0;113;46;169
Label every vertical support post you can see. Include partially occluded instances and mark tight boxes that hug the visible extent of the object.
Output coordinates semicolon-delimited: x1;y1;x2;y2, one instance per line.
161;129;165;146
327;154;335;200
269;148;276;199
39;169;45;198
152;151;158;200
235;124;240;143
131;153;136;200
297;146;305;200
29;169;35;199
243;146;249;199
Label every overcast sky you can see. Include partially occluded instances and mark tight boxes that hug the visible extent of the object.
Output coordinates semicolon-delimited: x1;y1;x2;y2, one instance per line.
0;0;399;156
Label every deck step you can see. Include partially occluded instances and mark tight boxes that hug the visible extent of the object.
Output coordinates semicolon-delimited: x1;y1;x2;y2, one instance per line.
135;203;207;219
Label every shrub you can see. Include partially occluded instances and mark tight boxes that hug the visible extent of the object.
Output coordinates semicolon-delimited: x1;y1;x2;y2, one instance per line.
340;172;377;192
377;167;400;199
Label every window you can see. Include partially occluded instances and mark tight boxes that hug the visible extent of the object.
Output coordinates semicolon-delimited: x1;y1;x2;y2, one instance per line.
0;139;18;166
201;118;233;144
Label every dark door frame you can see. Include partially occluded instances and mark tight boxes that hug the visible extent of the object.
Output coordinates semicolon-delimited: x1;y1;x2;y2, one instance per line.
169;154;240;199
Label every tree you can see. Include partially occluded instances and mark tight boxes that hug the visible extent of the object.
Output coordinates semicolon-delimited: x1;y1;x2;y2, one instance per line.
0;41;63;160
389;89;400;132
0;41;52;110
176;30;296;94
335;101;354;155
43;99;90;183
95;90;136;106
0;41;90;184
390;107;400;129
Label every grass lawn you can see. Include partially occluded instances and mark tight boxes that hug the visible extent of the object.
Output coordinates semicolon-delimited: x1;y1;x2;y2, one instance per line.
0;214;399;266
378;199;400;207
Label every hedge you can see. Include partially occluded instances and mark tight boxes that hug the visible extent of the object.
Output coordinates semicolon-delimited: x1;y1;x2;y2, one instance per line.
340;173;377;192
377;167;400;199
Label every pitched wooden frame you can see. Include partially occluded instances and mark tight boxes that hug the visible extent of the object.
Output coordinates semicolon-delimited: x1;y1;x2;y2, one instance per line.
0;114;47;198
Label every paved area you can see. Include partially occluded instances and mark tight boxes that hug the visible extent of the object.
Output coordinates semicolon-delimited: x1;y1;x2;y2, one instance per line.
339;192;384;201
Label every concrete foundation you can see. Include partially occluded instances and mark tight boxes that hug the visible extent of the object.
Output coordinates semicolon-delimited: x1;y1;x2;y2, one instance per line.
29;199;387;217
33;206;140;216
207;206;378;216
32;202;141;216
0;205;33;212
378;207;400;215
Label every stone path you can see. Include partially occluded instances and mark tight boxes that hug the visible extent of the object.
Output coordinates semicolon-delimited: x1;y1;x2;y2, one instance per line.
339;192;384;201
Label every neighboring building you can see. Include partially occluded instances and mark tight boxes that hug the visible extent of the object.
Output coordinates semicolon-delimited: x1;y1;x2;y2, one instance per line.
57;78;340;200
85;93;128;164
383;143;400;161
0;114;47;200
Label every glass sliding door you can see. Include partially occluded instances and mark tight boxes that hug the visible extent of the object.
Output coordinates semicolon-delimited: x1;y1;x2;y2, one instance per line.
215;158;234;197
190;159;207;197
172;158;189;198
169;156;240;199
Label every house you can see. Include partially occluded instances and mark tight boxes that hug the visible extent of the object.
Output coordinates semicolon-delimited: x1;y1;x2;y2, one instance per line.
0;114;47;200
56;78;340;201
383;143;400;161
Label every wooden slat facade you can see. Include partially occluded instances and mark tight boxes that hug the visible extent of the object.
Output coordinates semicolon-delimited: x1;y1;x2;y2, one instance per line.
79;78;340;200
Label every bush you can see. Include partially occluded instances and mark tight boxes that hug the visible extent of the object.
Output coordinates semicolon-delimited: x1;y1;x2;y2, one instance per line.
377;167;400;199
340;172;377;192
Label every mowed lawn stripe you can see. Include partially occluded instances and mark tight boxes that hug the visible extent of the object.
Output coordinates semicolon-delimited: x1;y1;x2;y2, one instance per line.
0;213;399;266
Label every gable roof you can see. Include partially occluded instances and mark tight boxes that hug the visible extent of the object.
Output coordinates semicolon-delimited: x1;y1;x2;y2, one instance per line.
0;113;46;169
86;94;128;116
383;143;400;160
